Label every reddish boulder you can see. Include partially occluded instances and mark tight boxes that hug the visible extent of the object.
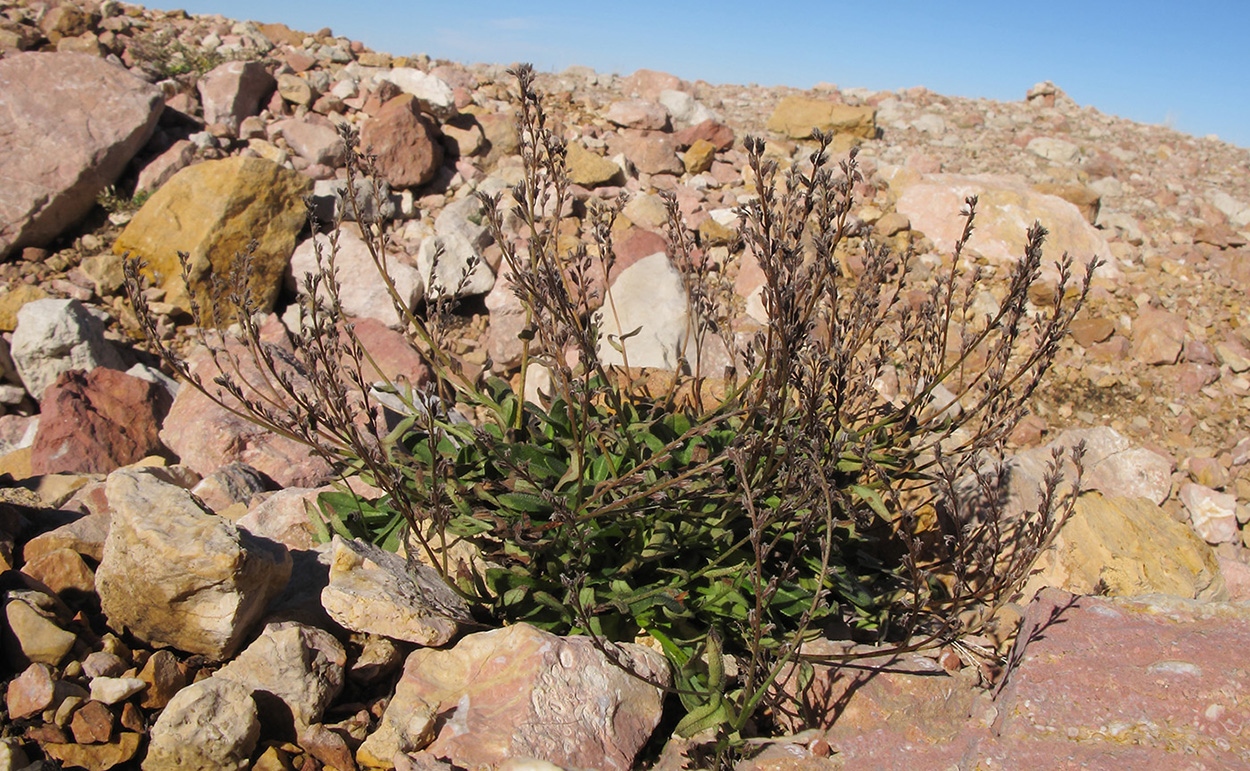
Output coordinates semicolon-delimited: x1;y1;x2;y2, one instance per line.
359;94;445;188
31;368;170;476
615;130;683;176
0;52;162;259
673;119;735;151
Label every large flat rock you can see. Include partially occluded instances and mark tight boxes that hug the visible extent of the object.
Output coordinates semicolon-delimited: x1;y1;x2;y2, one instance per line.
0;52;162;259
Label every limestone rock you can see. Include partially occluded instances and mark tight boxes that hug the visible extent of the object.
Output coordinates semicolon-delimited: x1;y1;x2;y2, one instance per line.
11;298;124;400
1180;483;1240;545
214;620;346;731
658;89;720;128
360;95;445;188
112;156;312;321
96;469;292;661
0;52;162;259
616;130;683;176
158;326;334;488
190;461;269;513
1130;308;1186;365
605;100;670;131
766;96;876;140
143;677;260;771
565;142;624;187
378;68;456;119
892;173;1115;271
363;623;668;771
321;536;468;646
1025;492;1228;602
197;60;276;133
44;732;142;771
288;224;423;325
0;282;50;332
280;114;346;167
596;252;694;370
31;368;170;475
4;596;77;666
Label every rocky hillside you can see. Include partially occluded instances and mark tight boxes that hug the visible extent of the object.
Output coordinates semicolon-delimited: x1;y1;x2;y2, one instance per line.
2;1;1250;769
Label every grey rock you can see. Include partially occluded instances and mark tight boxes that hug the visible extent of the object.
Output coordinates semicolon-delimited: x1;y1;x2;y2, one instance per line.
143;677;259;771
11;298;124;400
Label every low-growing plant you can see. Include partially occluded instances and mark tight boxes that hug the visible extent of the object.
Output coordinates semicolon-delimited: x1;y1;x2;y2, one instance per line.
125;65;1094;767
127;29;242;79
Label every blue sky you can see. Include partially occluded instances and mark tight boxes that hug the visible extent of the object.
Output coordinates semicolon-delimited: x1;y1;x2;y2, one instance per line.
178;1;1250;148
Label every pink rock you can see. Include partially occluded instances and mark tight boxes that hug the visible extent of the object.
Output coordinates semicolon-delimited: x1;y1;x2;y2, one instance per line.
622;68;691;100
236;487;322;551
135;139;197;195
891;173;1114;272
0;52;162;260
6;663;57;720
197;60;276;134
1175;362;1220;394
159;323;334;488
483;273;527;370
612;227;670;278
31;368;170;476
364;624;667;771
615;130;683;176
1180;483;1239;544
281;115;346;167
348;317;431;385
605;100;670;131
359;94;445;188
673;119;735;151
1131;308;1185;365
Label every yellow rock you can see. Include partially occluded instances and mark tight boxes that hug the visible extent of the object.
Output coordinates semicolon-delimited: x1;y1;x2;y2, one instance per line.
1025;492;1228;602
682;138;716;174
113;157;311;324
564;142;623;187
0;284;49;331
766;95;877;140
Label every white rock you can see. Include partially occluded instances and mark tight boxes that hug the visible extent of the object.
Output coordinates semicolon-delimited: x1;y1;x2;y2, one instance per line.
912;114;947;135
213;620;345;729
597;252;694;370
320;536;470;646
1026;136;1081;165
11;298;124;400
377;68;456;119
89;676;147;704
1180;483;1240;544
657;89;720;127
288;224;423;326
143;678;259;771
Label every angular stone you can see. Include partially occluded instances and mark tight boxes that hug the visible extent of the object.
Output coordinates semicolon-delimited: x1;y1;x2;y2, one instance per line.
616;131;683;176
214;621;346;732
673;119;735;152
0;53;162;260
0;283;50;332
658;90;720;129
89;676;147;705
43;733;141;770
1025;492;1228;602
198;60;276;134
71;699;116;744
190;461;269;513
1026;136;1081;164
144;678;259;771
360;95;444;188
82;651;127;679
276;73;315;107
606;100;670;131
893;173;1115;275
1131;308;1186;365
7;662;58;719
682;139;716;175
363;624;668;771
288;224;423;325
135;139;198;195
4;597;77;666
321;536;468;646
1180;483;1240;545
597;252;694;370
565;142;623;187
23;511;111;563
378;68;456;120
31;368;170;475
96;469;292;661
113;156;312;321
766;96;876;139
22;546;96;598
280;115;346;167
11;298;125;400
138;649;186;710
158;331;334;488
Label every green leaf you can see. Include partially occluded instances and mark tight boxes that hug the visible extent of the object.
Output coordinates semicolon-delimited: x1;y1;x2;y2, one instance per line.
849;484;891;519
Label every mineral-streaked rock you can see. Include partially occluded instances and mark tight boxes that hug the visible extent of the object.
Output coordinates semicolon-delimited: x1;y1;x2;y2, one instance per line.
363;623;668;771
96;469;292;661
11;298;125;400
143;678;259;771
1025;492;1228;602
113;156;311;322
321;536;468;646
